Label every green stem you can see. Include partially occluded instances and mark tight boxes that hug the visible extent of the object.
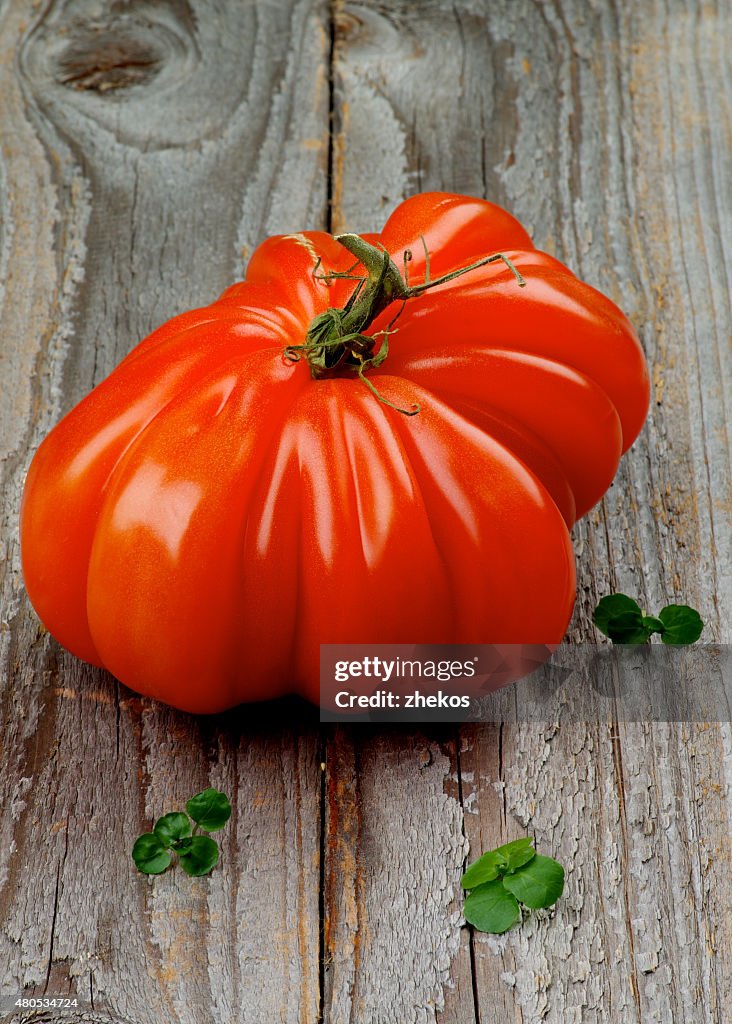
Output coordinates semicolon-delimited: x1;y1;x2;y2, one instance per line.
284;233;526;415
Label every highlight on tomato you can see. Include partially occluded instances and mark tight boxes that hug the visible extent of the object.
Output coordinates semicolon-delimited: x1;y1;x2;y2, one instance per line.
20;192;650;713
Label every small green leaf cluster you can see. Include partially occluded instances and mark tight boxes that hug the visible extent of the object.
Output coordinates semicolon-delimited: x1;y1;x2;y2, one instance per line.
132;789;232;877
461;838;564;934
593;594;703;645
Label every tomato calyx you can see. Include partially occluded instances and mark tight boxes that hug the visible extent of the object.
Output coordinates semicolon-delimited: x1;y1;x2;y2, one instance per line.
284;233;526;417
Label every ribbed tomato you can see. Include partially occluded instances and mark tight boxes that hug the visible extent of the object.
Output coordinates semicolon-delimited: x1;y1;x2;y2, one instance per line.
20;192;649;713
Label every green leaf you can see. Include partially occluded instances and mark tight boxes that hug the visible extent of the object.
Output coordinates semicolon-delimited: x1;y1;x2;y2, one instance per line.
176;835;220;876
642;615;666;635
593;594;642;636
132;833;172;875
604;610;650;645
495;837;536;873
659;605;704;645
464;879;521;934
185;789;232;832
502;854;565;910
462;838;537;889
595;594;703;647
461;851;503;889
154;812;192;846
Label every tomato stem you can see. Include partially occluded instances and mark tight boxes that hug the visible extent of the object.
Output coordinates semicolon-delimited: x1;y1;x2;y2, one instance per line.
283;234;525;415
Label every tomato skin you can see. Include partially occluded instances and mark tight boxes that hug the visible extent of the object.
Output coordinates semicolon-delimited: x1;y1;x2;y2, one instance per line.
20;193;649;713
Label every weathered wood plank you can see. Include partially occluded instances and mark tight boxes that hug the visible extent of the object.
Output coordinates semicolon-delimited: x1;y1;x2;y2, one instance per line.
0;1;329;1021
322;728;467;1023
327;1;731;1021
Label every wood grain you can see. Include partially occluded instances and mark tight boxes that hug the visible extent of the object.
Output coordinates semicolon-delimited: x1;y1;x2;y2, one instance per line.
1;0;328;1021
0;0;730;1023
322;728;467;1023
327;1;732;1021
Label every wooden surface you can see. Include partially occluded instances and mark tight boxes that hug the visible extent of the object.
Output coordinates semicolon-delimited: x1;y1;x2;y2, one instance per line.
1;1;730;1021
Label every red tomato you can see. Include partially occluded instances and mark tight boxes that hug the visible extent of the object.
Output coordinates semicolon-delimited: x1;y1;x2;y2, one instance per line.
20;193;649;713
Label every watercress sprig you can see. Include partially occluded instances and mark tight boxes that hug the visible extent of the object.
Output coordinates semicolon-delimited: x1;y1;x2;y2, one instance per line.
461;838;564;934
593;594;703;645
132;788;232;877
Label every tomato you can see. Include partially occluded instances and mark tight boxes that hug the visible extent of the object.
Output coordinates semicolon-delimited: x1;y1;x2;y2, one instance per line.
20;193;649;713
